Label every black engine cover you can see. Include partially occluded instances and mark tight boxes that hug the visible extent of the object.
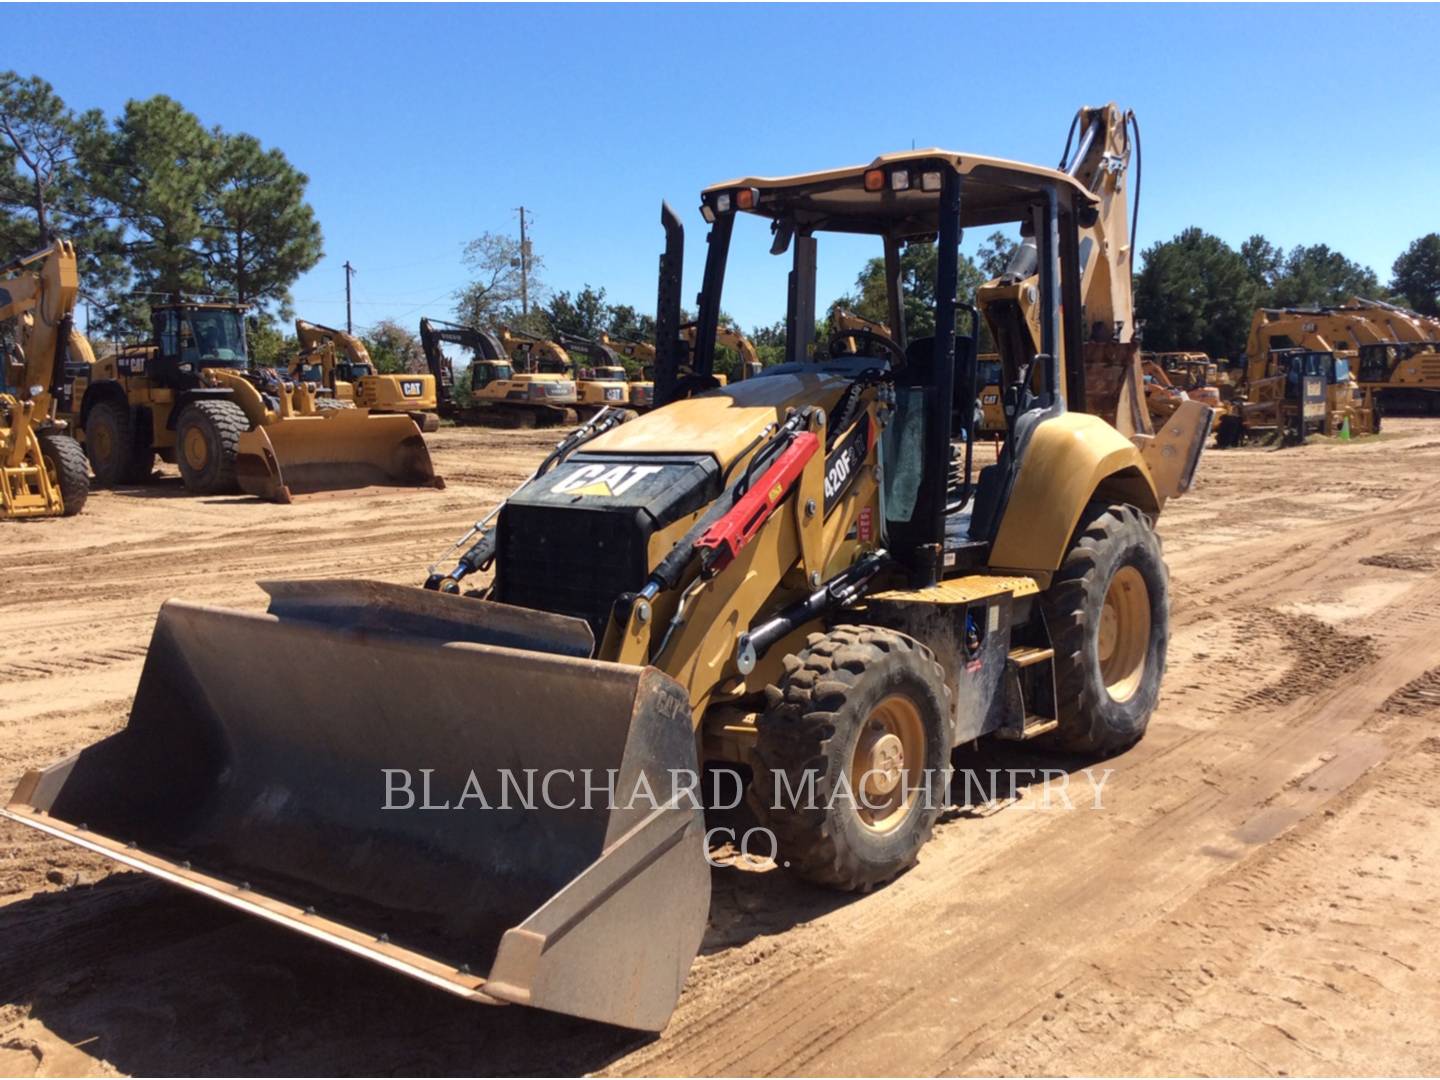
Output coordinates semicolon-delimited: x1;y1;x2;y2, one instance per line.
495;454;721;635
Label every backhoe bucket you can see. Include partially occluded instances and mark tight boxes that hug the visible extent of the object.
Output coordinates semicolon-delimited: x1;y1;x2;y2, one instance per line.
2;581;709;1031
235;410;442;502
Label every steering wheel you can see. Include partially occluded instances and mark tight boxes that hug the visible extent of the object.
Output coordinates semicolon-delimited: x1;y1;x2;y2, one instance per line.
829;327;907;370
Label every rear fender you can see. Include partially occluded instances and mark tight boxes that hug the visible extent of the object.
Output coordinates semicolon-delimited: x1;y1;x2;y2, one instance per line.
989;412;1160;574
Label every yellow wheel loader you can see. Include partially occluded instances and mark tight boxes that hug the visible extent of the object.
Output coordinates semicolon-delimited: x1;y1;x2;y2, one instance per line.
66;302;440;503
291;319;440;432
0;240;89;518
420;317;577;427
4;105;1211;1032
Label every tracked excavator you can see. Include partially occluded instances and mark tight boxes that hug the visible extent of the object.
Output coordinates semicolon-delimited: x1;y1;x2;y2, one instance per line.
5;104;1211;1032
291;320;440;432
601;333;658;409
1339;298;1440;413
64;300;440;502
419;317;577;426
679;321;762;382
0;240;89;517
556;331;635;417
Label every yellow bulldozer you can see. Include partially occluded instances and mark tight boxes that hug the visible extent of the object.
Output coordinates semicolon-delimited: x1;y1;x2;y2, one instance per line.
0;240;89;518
419;317;577;426
291;319;440;432
4;104;1211;1032
66;300;441;502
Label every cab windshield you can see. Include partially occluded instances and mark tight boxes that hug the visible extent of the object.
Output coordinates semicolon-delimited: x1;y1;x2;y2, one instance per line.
338;361;376;381
179;310;247;368
474;361;514;386
594;366;627;381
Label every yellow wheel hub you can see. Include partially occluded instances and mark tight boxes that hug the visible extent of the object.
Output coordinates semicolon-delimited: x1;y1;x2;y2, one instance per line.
850;694;925;833
1099;564;1150;702
91;426;112;463
182;426;210;471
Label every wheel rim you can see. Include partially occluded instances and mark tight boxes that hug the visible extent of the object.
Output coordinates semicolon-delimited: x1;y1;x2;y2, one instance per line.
849;694;925;833
1098;564;1150;702
181;426;209;472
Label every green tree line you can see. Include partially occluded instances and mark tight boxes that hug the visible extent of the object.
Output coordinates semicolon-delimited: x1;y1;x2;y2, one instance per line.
1135;228;1439;359
0;71;322;339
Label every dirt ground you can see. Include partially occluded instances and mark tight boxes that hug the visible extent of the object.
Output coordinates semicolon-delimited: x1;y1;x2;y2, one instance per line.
3;420;1440;1077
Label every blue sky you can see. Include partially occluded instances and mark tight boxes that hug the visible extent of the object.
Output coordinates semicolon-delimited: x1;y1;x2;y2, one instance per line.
13;2;1440;335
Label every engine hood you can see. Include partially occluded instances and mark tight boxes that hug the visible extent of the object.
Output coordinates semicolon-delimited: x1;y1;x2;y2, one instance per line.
585;371;852;468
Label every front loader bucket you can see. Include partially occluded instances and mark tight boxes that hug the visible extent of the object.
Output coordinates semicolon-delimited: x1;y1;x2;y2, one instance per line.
235;410;443;502
3;581;709;1031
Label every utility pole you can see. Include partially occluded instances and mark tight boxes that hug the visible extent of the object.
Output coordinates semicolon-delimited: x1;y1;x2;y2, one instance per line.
515;207;532;319
343;260;357;333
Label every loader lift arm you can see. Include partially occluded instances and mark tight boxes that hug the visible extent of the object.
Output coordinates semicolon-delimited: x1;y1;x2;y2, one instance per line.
0;240;89;516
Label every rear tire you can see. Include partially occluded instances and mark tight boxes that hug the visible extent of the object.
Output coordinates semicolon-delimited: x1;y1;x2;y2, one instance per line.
175;400;248;495
38;431;89;516
1041;503;1168;755
752;626;951;892
1214;412;1243;449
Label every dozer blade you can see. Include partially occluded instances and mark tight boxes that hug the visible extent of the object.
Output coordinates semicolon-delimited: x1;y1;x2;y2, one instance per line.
234;410;443;503
2;581;709;1031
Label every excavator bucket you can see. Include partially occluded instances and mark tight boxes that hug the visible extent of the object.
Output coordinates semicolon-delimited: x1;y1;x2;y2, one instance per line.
2;581;710;1031
234;410;442;503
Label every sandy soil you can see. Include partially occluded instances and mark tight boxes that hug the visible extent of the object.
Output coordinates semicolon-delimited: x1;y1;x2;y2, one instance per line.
3;421;1440;1077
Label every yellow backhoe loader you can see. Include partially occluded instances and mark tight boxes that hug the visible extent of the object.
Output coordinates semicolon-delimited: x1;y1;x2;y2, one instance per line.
66;301;440;502
291;319;440;432
419;317;577;426
0;240;89;517
5;104;1211;1033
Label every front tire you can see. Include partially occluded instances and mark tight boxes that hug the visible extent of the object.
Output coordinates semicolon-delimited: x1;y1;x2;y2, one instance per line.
175;400;248;495
753;626;951;891
1214;412;1243;449
1041;502;1168;755
38;431;89;516
85;399;152;485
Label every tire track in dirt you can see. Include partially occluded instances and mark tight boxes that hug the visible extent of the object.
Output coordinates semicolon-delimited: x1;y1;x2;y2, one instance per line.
6;422;1440;1076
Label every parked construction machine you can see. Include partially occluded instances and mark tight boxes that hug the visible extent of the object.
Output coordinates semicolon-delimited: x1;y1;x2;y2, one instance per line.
1336;298;1440;413
601;333;658;409
0;240;89;517
5;104;1210;1032
556;331;635;416
1213;308;1381;445
419;317;577;426
679;320;762;382
65;301;440;502
291;320;440;432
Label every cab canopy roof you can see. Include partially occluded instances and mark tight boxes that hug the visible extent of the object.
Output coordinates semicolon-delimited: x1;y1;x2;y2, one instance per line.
702;150;1097;239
